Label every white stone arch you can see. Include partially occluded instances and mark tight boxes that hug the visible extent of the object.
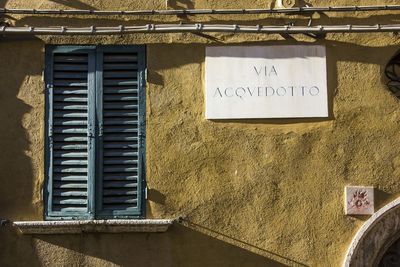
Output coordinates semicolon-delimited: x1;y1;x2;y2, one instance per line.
344;198;400;267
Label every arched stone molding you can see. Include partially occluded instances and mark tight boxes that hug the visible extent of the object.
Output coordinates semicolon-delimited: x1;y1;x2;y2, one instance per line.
343;198;400;267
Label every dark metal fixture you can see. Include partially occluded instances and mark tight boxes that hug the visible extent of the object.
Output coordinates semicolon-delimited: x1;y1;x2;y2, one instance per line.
385;51;400;98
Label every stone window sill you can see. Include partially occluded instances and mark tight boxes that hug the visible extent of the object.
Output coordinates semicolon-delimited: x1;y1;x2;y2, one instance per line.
13;219;174;234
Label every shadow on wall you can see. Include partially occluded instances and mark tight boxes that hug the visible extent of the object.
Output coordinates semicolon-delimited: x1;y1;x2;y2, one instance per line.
0;0;96;10
1;224;298;267
48;0;96;10
0;39;43;219
180;220;309;267
167;0;194;10
0;227;42;266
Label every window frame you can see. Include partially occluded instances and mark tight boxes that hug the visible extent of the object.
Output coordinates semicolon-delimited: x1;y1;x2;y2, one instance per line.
44;45;147;220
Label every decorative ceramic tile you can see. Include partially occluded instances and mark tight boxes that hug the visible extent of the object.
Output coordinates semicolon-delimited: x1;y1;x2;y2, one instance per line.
345;186;374;215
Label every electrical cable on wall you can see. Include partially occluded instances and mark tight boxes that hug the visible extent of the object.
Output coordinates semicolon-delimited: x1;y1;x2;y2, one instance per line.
0;23;399;35
0;5;400;16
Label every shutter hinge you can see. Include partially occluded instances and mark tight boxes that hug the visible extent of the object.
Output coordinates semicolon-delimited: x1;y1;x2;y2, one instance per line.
87;127;94;147
48;125;53;137
99;123;103;137
145;186;148;200
88;125;94;137
139;134;145;147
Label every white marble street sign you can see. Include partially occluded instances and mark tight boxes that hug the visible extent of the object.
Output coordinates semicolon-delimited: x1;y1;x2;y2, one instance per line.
205;45;328;119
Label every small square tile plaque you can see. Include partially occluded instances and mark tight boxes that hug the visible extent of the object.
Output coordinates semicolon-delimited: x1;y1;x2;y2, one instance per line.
345;186;374;215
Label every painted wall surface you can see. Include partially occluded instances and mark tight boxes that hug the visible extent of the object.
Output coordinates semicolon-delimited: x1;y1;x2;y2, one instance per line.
0;0;399;266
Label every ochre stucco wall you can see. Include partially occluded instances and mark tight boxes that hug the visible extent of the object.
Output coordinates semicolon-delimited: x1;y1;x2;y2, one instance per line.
0;1;400;266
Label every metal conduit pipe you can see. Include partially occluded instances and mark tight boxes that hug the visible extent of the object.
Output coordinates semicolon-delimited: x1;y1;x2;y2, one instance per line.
0;24;399;35
0;5;400;16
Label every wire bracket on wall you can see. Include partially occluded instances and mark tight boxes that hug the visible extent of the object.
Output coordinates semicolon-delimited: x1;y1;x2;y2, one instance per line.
385;51;400;98
0;219;9;226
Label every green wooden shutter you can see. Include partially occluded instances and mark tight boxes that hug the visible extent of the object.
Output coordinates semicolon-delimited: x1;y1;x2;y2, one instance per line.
96;46;146;218
45;46;96;219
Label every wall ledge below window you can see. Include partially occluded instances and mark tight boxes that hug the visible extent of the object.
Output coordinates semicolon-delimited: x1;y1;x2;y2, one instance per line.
13;219;174;234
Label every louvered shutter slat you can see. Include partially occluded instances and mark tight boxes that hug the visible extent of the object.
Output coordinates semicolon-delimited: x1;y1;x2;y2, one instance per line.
53;81;88;87
97;49;144;218
53;159;88;165
103;167;138;173
103;135;138;142
54;64;88;71
54;55;88;63
103;63;138;70
103;181;138;188
103;189;137;196
53;199;87;205
53;72;88;79
103;55;138;62
53;136;87;142
104;88;138;94
103;127;138;133
103;80;138;86
103;71;138;78
102;174;137;181
103;95;138;101
53;151;87;158
53;175;87;181
53;182;87;189
53;112;87;118
53;96;88;102
103;105;137;111
53;190;88;197
53;120;88;126
53;104;87;110
104;159;137;165
53;128;87;134
103;143;138;149
103;120;138;125
53;145;87;151
103;197;137;204
103;151;138;157
53;89;88;95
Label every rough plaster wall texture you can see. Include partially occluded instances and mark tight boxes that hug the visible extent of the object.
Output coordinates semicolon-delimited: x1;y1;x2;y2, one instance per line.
146;40;400;267
0;0;400;267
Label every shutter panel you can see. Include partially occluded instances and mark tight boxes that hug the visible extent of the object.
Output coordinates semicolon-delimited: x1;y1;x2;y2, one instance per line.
45;46;96;219
96;46;145;218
